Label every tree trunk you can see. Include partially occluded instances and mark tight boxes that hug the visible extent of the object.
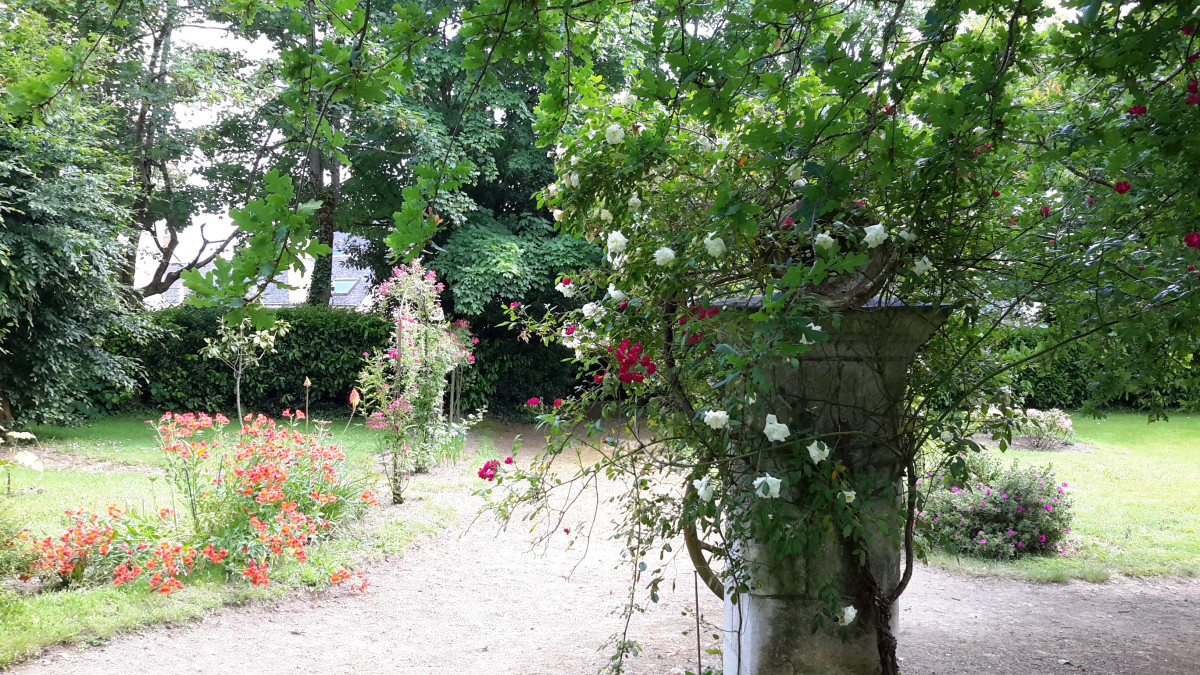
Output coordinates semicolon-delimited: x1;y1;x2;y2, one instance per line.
235;371;243;423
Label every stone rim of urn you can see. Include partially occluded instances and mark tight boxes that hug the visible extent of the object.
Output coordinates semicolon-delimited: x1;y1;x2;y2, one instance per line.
708;296;949;675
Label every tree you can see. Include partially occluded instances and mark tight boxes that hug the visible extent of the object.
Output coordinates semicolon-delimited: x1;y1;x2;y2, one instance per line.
0;7;147;425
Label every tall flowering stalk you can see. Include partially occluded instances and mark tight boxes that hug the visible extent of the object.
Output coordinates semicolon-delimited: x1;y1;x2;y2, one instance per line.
359;261;479;503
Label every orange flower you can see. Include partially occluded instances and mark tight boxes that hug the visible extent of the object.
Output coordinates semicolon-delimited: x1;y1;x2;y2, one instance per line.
349;388;361;409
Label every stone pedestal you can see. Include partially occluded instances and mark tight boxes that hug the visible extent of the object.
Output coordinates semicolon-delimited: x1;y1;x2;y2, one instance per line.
723;303;947;675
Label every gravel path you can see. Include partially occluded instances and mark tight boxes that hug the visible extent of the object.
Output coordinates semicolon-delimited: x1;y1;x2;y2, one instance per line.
12;448;1200;674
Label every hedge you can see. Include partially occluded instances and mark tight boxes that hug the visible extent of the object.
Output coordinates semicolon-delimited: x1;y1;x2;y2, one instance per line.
78;305;579;420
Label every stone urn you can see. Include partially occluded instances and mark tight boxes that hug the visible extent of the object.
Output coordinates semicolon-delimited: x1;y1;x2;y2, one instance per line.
717;299;949;675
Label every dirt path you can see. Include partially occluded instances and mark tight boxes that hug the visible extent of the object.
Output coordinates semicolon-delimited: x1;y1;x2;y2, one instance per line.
12;446;1200;674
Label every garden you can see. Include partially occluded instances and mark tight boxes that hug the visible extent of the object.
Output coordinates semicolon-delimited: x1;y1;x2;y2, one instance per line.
4;0;1200;674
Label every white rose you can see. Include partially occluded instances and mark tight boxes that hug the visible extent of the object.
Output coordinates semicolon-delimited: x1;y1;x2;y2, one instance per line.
567;172;580;188
607;230;628;254
703;410;730;429
815;232;835;250
704;235;727;257
807;440;830;464
628;194;642;210
753;474;782;499
615;90;638;106
570;156;579;166
763;414;790;443
912;256;933;276
605;123;626;145
693;476;714;502
862;224;888;248
552;209;565;222
715;137;731;153
840;490;856;504
940;430;954;442
600;209;613;224
582;302;605;319
838;605;858;626
546;183;559;194
973;126;987;139
654;247;676;266
608;284;626;301
898;229;916;242
555;282;576;298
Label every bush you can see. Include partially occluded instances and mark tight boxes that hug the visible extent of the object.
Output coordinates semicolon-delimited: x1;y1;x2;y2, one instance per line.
919;451;1073;560
82;306;392;417
23;412;373;592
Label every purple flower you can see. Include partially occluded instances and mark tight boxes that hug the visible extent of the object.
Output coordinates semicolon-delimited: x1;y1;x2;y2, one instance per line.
1038;534;1047;543
1007;529;1014;536
1001;494;1008;499
1045;504;1053;511
1065;528;1071;534
1016;542;1023;547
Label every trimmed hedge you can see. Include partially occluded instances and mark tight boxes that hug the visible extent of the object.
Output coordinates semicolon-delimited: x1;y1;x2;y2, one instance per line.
80;305;578;420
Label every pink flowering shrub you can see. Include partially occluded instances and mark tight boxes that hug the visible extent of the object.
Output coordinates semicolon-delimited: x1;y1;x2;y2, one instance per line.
918;452;1073;560
358;262;480;503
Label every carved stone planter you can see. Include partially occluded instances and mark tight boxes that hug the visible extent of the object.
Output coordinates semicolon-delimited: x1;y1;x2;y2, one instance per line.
722;301;948;675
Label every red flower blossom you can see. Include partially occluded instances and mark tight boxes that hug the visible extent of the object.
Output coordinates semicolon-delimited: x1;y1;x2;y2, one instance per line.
1039;206;1052;218
553;398;563;407
593;372;606;383
526;397;540;406
504;456;514;464
561;276;571;286
349;388;361;409
477;459;500;481
564;325;576;336
509;301;519;308
1113;181;1131;194
1127;105;1147;115
563;528;571;534
1187;95;1200;105
619;300;628;309
1190;53;1199;63
1185;232;1200;249
1186;26;1196;36
991;190;1001;197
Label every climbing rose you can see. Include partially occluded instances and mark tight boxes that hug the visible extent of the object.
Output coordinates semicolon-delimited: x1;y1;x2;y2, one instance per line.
1190;80;1200;94
703;410;730;429
600;209;613;224
607;230;628;254
1039;205;1052;217
552;209;565;222
1187;95;1200;105
807;440;830;464
940;430;954;442
862;224;888;248
504;456;514;464
608;284;626;301
1114;181;1131;194
1127;105;1147;115
840;490;857;504
912;256;933;276
763;414;790;442
1185;232;1200;249
527;397;540;406
628;194;642;210
838;606;858;626
605;123;625;145
555;281;576;298
704;235;727;257
753;474;782;499
693;476;714;502
654;247;676;266
815;232;836;250
553;399;563;407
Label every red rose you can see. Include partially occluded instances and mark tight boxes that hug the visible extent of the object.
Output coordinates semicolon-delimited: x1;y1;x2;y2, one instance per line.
1113;181;1131;194
527;397;540;406
1127;105;1147;115
1039;206;1052;218
553;398;563;407
1186;232;1200;249
1190;80;1200;94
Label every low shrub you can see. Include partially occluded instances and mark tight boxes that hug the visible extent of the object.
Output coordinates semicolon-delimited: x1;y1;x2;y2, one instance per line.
0;497;34;580
21;412;374;593
1016;407;1076;448
918;451;1073;561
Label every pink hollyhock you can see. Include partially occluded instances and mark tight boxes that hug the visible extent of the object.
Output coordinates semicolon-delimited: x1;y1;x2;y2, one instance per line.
1113;181;1131;194
1185;232;1200;249
527;397;540;406
1127;105;1147;115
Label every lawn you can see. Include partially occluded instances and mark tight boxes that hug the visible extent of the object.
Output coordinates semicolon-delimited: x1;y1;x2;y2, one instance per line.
0;413;467;666
931;411;1200;581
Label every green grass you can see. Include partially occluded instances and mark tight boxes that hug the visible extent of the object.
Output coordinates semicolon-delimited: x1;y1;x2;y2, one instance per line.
932;412;1200;581
30;414;380;467
0;414;467;667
